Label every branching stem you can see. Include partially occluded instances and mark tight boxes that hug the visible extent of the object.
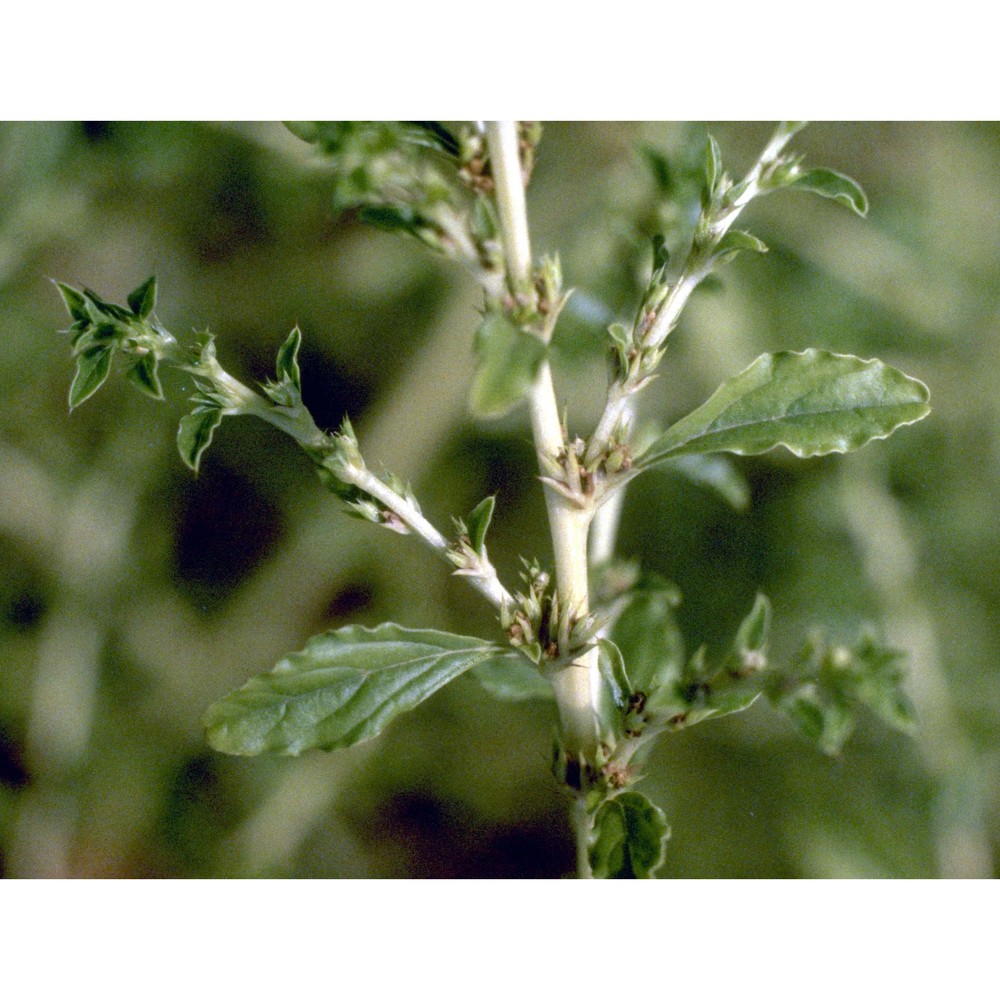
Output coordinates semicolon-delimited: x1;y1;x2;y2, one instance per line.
585;122;803;468
487;121;598;758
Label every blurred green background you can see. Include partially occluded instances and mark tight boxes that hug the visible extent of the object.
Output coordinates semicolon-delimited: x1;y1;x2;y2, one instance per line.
0;121;996;878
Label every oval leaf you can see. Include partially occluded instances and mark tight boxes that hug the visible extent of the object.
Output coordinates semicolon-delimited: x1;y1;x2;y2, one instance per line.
589;791;670;879
127;275;157;318
177;406;223;473
469;312;547;419
638;349;930;467
69;344;114;409
54;280;89;322
275;326;303;393
127;352;164;400
788;167;868;217
203;623;509;756
466;495;495;557
610;584;685;696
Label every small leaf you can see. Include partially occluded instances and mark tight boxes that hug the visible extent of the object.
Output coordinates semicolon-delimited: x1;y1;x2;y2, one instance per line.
203;623;509;756
735;592;771;655
610;582;685;696
466;495;495;557
705;134;722;197
54;281;89;323
127;275;157;319
661;454;750;510
126;352;164;400
357;203;421;233
652;234;670;271
597;638;632;711
275;326;302;394
638;349;930;468
177;406;224;473
589;791;670;879
764;632;914;755
469;312;547;419
284;121;320;143
468;655;554;702
81;287;132;322
787;167;868;217
404;121;460;156
68;344;114;409
714;229;768;262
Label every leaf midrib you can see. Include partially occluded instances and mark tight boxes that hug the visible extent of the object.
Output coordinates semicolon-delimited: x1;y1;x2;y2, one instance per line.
645;390;926;463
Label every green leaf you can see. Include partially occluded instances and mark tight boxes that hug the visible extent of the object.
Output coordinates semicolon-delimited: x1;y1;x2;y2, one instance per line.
126;352;164;400
54;281;89;322
468;654;554;702
203;623;509;756
597;638;632;710
589;791;670;878
705;134;722;198
357;203;422;233
713;229;768;262
275;326;302;394
638;349;930;468
610;582;685;696
734;592;770;655
595;638;637;744
81;287;132;322
466;495;495;556
127;275;157;319
661;454;751;510
652;234;670;271
68;344;114;409
284;121;320;143
787;167;868;217
764;632;914;755
469;312;547;419
177;406;224;473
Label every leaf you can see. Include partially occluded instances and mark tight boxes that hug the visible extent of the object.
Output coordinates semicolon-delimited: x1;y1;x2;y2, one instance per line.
404;121;460;157
468;654;554;702
734;592;771;655
127;275;157;319
203;623;509;756
764;632;914;755
469;312;547;419
589;792;670;879
638;349;930;468
610;583;685;696
54;281;89;322
705;133;722;198
126;352;164;400
465;495;495;557
787;167;868;217
68;344;114;409
660;453;751;510
81;287;132;322
652;233;670;271
713;229;768;262
597;638;632;710
274;326;302;393
357;203;422;233
177;406;224;473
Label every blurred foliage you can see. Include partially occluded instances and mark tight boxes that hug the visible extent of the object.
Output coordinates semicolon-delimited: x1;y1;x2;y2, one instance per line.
0;121;997;877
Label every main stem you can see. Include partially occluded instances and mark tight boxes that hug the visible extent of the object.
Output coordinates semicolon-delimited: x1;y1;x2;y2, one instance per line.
486;121;598;759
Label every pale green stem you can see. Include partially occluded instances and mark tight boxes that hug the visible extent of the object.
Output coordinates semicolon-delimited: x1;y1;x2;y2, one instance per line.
486;120;598;757
340;461;512;611
189;350;515;612
586;123;802;468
